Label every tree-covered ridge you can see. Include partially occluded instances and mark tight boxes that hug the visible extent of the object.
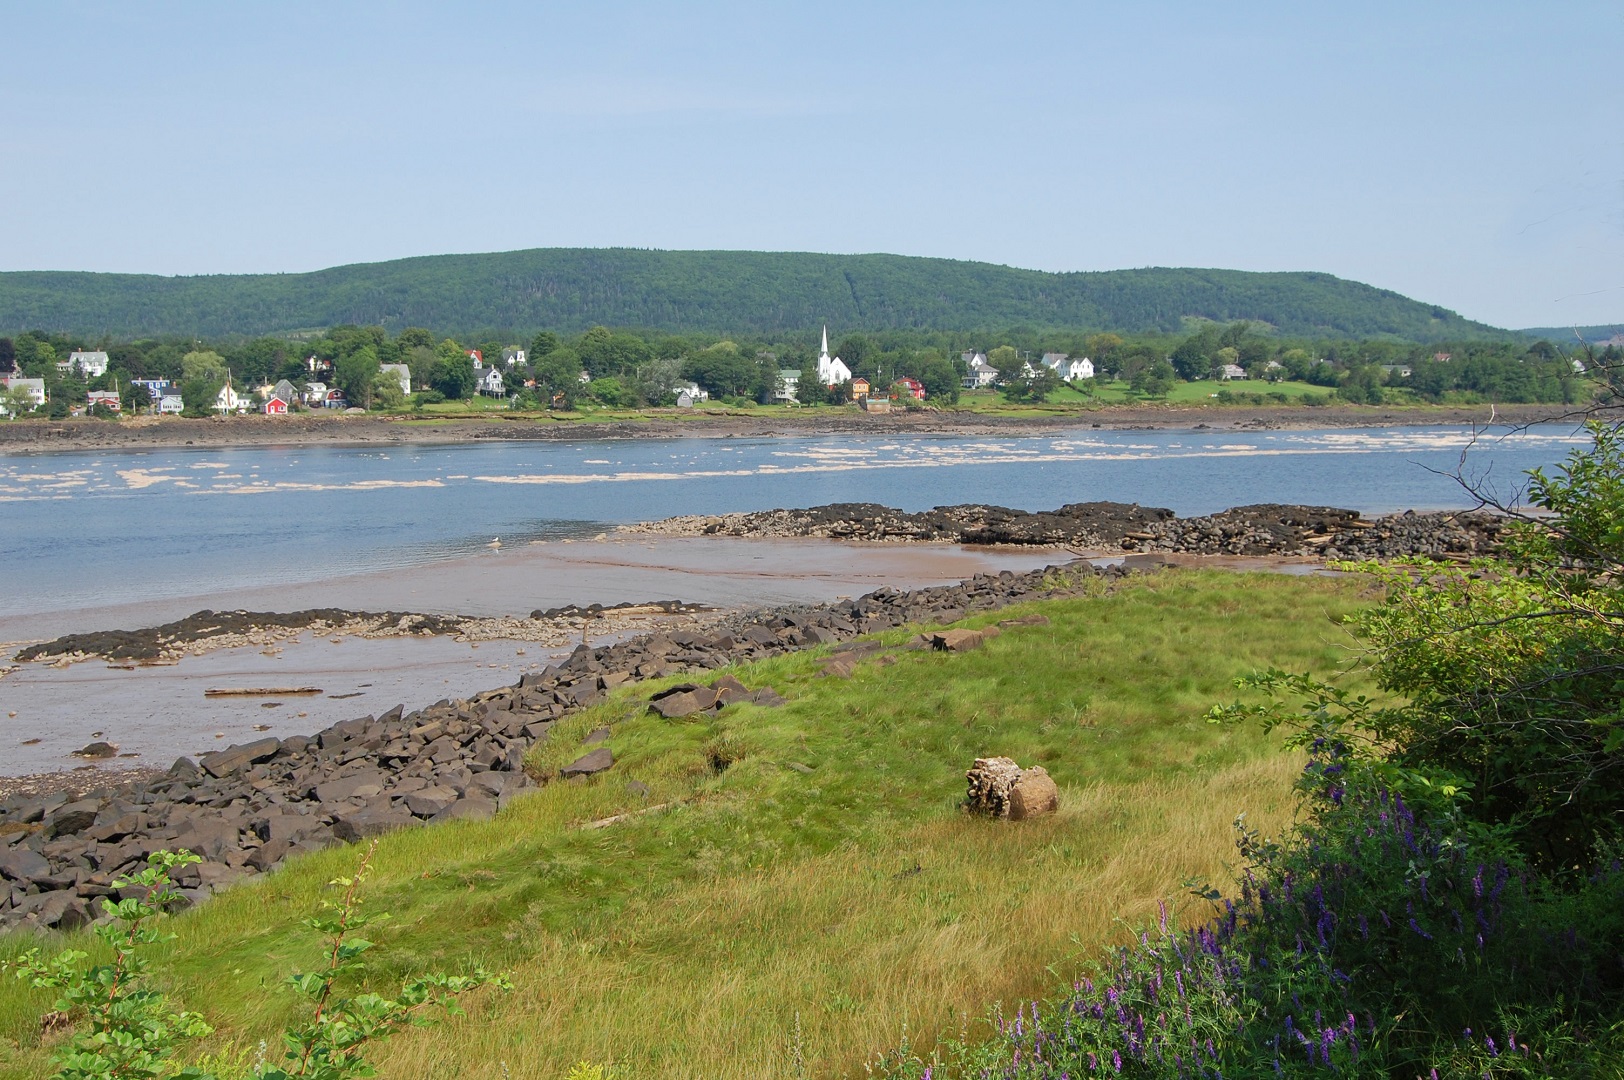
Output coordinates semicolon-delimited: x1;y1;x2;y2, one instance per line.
0;249;1508;341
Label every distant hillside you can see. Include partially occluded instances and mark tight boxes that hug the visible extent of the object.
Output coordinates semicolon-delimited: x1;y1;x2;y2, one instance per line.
0;248;1508;341
1520;324;1624;345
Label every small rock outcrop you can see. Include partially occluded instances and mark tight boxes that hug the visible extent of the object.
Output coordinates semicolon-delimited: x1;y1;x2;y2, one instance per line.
1009;766;1060;820
966;757;1059;820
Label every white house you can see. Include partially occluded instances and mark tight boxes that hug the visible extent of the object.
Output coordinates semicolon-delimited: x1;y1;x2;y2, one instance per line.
2;375;48;407
157;394;184;414
379;364;411;396
303;381;328;406
501;348;526;367
816;326;851;386
86;389;122;413
961;355;1000;390
775;368;801;403
59;351;110;379
477;368;505;396
672;381;709;402
215;376;244;414
1218;363;1248;381
1041;352;1094;381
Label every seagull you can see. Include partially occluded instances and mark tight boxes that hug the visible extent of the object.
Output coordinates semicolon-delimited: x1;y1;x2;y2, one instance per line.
488;537;502;548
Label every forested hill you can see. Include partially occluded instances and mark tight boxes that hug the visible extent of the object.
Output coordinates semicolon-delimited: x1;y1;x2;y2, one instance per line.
0;249;1506;341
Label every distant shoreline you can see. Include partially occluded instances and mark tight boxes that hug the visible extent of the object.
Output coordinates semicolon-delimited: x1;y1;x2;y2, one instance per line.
0;401;1588;454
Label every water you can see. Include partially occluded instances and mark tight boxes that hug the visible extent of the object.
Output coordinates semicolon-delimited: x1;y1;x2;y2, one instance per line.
0;425;1588;620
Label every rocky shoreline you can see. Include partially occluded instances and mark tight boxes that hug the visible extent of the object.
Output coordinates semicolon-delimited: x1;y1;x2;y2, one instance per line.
623;501;1508;561
0;401;1579;454
0;560;1136;931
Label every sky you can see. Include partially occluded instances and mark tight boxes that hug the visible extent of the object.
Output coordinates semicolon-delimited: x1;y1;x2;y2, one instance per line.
2;1;1620;329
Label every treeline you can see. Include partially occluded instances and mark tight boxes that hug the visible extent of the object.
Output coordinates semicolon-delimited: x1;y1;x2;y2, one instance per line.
0;249;1512;341
0;319;1603;417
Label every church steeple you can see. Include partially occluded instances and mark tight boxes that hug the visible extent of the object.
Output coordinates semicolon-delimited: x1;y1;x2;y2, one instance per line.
820;325;829;360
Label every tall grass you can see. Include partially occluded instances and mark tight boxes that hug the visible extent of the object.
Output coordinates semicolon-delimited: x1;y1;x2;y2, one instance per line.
0;571;1374;1079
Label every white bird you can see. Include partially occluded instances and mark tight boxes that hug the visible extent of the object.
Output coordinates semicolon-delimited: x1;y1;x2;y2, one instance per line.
488;537;502;548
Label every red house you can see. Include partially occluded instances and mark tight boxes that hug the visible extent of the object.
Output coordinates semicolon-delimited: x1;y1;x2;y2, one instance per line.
894;377;925;400
264;396;289;415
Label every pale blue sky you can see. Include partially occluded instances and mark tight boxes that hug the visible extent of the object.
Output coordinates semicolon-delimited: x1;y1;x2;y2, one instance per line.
3;1;1620;328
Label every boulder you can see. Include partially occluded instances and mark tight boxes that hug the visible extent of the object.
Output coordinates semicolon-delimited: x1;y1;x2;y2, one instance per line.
200;737;282;779
561;747;614;778
331;806;415;843
1009;766;1060;820
45;800;102;839
403;786;460;818
427;797;497;824
72;741;119;759
0;846;51;883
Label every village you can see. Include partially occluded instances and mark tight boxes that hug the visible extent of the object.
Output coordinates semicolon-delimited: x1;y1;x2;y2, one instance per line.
0;326;1118;418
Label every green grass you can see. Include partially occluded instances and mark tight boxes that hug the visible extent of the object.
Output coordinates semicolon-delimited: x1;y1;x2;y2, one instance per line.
0;571;1377;1079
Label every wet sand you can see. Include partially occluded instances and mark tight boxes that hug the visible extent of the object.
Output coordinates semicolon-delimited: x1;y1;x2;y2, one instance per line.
1;537;1066;778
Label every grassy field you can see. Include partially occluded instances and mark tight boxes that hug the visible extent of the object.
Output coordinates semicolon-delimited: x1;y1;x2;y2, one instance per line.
0;571;1378;1079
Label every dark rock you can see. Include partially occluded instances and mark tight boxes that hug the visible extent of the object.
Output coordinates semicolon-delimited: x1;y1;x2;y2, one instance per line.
72;741;119;759
45;800;102;839
0;846;51;883
200;737;282;779
403;786;460;818
331;807;416;843
561;747;614;778
581;727;611;745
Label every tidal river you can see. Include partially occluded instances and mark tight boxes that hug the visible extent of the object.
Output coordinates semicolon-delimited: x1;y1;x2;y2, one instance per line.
0;424;1588;776
0;424;1587;621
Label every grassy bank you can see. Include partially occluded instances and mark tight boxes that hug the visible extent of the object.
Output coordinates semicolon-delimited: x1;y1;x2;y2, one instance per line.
0;570;1376;1078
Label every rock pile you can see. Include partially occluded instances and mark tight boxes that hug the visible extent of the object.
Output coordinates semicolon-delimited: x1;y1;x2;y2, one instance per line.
623;501;1507;560
0;559;1127;931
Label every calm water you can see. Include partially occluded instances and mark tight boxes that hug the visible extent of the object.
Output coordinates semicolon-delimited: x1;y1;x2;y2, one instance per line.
0;425;1588;618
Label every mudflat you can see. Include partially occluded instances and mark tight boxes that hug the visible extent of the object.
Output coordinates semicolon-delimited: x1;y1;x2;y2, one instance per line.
0;401;1583;454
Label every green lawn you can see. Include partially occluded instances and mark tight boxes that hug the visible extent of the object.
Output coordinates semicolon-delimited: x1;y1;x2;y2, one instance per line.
0;571;1377;1079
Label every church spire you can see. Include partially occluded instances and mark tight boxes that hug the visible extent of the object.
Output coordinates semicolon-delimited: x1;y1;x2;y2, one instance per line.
821;325;829;360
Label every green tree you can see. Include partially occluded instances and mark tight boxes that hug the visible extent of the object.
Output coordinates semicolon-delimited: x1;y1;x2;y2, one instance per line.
681;341;757;399
1002;365;1061;403
918;357;960;403
429;340;474;400
1130;358;1177;397
334;345;379;409
532;347;583;408
987;345;1018;374
630;357;682;406
528;331;559;359
180;350;227;385
369;368;407;411
395;327;435;350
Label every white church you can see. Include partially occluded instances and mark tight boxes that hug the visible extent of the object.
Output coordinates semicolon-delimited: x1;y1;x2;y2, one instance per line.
816;326;851;386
